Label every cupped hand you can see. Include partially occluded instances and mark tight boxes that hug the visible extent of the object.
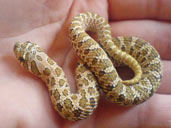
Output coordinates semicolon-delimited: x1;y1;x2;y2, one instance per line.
0;0;171;128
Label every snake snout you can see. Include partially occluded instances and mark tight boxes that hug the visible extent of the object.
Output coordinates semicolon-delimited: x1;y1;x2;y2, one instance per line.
13;41;31;62
14;42;22;59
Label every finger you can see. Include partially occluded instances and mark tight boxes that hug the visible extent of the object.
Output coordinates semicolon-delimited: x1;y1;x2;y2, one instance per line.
95;94;171;128
110;20;171;60
0;0;72;38
108;0;171;21
158;60;171;94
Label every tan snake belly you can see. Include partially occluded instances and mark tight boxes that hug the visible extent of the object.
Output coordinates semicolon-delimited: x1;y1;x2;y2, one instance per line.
13;12;162;121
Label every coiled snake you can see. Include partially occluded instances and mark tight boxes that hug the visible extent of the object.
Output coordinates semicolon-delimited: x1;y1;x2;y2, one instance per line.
13;12;162;121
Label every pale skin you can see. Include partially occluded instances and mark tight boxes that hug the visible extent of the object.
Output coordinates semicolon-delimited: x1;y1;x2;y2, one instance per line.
0;0;171;128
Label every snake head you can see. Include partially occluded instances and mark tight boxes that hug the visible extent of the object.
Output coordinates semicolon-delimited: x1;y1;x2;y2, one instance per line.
14;41;36;64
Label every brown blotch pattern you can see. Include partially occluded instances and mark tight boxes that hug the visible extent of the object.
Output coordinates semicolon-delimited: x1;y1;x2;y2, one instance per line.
36;55;42;61
64;99;73;110
55;67;62;76
51;77;56;86
47;57;54;65
53;89;60;101
31;60;41;75
79;97;88;108
59;79;65;87
81;89;86;96
43;68;51;76
62;89;69;96
71;95;78;100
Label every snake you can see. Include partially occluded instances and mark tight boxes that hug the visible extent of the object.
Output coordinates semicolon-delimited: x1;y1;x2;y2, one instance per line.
13;12;162;121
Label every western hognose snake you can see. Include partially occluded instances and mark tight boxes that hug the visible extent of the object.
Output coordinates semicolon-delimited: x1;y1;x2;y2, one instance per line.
14;12;162;121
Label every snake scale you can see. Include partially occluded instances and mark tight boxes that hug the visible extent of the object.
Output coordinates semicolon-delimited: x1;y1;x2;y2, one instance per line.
13;12;162;121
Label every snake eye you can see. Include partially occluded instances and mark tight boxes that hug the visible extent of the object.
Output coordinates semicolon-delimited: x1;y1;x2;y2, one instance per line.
19;57;25;62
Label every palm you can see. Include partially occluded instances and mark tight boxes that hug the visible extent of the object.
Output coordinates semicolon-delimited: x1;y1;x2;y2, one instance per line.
0;0;170;128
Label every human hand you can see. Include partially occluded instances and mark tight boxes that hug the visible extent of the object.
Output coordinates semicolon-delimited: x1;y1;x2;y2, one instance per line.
0;0;170;127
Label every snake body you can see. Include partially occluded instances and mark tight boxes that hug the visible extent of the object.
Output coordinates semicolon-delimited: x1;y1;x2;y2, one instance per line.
14;12;162;121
